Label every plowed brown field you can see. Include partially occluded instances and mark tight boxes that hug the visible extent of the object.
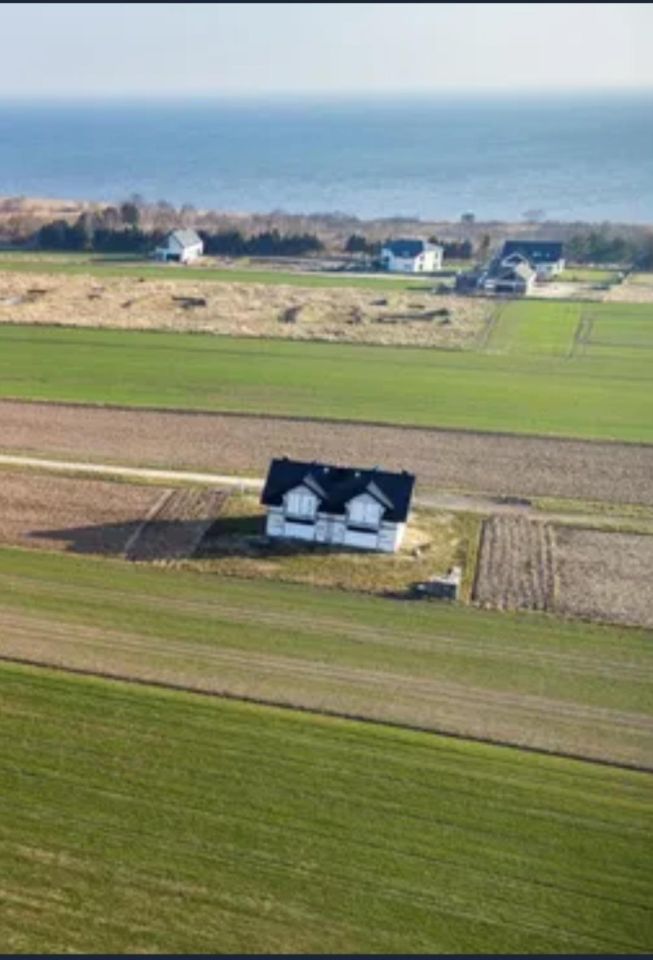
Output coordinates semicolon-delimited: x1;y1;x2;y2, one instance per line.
2;399;653;505
0;471;163;554
555;528;653;628
473;516;557;612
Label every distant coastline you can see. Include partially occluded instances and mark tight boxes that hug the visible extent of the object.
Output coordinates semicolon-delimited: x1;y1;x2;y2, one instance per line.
0;94;652;223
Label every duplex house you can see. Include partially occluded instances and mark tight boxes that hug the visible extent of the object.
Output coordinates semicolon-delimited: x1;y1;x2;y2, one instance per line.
500;240;565;279
261;458;415;553
154;229;204;264
380;238;443;273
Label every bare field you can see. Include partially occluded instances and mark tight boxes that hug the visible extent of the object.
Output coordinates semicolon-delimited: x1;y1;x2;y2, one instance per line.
555;527;653;628
0;471;163;554
2;399;653;506
473;516;556;612
0;268;489;348
474;515;653;627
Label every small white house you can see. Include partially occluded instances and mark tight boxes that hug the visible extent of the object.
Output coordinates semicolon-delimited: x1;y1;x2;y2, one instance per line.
380;238;443;274
154;229;204;264
500;240;565;279
261;458;416;554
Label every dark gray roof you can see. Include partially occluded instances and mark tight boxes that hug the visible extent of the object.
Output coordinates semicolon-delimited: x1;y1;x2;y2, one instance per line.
261;458;415;523
501;240;563;264
383;239;433;259
168;229;202;248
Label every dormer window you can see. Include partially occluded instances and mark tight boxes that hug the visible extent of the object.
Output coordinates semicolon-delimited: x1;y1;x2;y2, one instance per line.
285;489;316;518
348;498;383;527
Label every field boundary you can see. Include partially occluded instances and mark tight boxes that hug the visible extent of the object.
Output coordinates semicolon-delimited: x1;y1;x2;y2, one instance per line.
3;395;652;449
1;652;651;775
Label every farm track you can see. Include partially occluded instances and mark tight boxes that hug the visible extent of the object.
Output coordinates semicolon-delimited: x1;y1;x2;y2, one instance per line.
474;516;557;612
2;399;653;505
0;607;651;771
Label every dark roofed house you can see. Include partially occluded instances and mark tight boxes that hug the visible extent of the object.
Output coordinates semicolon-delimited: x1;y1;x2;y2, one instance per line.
500;240;565;278
481;252;536;295
261;458;416;553
380;238;443;274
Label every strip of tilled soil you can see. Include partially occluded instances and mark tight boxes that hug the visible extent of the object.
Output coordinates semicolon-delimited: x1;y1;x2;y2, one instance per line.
0;471;166;554
2;399;653;505
555;528;653;628
474;516;557;612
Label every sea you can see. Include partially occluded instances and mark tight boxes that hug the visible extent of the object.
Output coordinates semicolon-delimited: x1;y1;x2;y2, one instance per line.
0;92;652;223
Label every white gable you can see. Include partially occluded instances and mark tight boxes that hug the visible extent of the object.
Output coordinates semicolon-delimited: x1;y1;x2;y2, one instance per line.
347;492;385;526
284;484;317;518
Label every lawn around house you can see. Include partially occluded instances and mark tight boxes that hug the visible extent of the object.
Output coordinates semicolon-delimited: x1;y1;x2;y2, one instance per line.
0;546;650;767
0;297;651;441
0;660;650;954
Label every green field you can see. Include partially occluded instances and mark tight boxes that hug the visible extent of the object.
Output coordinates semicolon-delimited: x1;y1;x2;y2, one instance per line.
0;661;650;953
0;297;651;440
0;547;650;766
0;255;432;290
559;267;620;283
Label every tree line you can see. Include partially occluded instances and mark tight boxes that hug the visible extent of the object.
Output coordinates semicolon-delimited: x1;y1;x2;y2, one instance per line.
34;208;325;257
24;205;653;269
565;230;653;269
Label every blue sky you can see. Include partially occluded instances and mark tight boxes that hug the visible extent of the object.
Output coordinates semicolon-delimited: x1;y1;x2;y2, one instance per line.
2;2;652;98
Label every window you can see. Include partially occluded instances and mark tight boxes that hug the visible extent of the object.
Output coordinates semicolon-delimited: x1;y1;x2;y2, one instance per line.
286;491;316;518
348;499;382;527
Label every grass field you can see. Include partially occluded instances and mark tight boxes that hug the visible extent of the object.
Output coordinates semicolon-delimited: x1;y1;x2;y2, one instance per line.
0;661;650;953
0;255;434;290
0;297;651;441
0;546;650;766
558;267;621;283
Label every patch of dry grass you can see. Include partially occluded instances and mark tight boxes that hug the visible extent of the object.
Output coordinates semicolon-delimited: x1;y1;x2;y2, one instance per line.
605;273;653;302
0;269;489;348
190;494;479;595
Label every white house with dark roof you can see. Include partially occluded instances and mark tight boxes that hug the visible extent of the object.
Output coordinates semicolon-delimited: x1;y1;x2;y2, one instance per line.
380;238;443;274
480;252;536;295
500;240;565;279
154;229;204;264
261;458;416;553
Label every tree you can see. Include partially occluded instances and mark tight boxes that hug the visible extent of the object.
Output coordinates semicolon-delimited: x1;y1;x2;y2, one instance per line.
345;234;369;254
120;202;140;229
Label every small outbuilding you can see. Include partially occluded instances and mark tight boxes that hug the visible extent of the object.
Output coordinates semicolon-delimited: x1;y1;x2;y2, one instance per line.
261;458;415;553
380;239;443;274
154;229;204;264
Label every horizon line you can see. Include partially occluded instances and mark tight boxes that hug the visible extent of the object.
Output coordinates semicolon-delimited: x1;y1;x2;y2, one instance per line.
2;85;653;104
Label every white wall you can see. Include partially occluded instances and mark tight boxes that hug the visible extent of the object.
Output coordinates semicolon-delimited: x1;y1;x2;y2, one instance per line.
265;506;405;553
381;247;443;273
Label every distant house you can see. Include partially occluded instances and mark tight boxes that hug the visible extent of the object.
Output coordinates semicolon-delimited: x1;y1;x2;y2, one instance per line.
154;229;204;264
380;238;443;274
481;252;536;295
261;458;415;553
500;240;565;279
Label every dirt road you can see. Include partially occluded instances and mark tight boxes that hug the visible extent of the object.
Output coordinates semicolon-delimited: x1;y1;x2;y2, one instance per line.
2;399;653;505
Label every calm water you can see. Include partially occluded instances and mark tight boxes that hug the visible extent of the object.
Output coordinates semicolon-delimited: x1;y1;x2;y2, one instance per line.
0;94;652;222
